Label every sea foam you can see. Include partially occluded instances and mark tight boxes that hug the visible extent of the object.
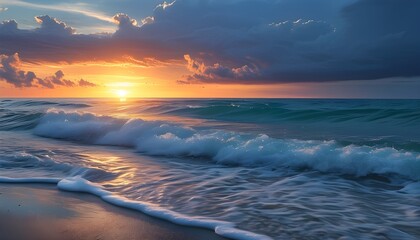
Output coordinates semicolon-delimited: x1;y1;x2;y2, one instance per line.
0;176;271;240
34;110;420;180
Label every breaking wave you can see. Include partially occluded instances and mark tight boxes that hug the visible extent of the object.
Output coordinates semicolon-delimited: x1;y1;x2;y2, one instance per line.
33;110;420;181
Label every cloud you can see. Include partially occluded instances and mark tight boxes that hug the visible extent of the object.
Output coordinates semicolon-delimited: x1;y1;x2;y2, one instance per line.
34;15;75;35
0;14;175;64
157;0;420;83
155;1;176;10
0;53;96;88
45;70;76;87
78;79;97;87
141;16;154;26
113;13;138;27
268;19;333;41
0;53;37;87
0;20;18;32
0;0;419;84
1;0;112;23
184;55;259;83
112;13;140;37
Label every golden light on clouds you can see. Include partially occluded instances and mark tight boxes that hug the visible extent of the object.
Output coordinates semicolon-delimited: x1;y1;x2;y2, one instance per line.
0;59;312;98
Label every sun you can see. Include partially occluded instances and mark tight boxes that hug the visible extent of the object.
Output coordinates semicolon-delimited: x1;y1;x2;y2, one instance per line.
116;89;128;97
116;89;128;101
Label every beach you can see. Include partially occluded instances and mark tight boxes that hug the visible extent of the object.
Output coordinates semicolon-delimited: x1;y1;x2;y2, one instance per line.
0;183;227;240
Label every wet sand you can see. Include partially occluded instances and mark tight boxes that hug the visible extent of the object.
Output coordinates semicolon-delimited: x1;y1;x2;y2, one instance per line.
0;183;228;240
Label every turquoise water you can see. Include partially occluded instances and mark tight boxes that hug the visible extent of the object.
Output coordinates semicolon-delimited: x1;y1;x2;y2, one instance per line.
0;99;420;239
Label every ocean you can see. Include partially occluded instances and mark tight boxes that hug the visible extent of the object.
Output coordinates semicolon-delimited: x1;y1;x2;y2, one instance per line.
0;98;419;239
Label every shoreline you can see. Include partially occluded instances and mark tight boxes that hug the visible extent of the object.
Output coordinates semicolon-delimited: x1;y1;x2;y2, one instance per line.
0;183;228;240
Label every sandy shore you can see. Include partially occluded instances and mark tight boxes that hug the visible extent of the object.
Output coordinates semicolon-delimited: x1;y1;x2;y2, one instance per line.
0;183;228;240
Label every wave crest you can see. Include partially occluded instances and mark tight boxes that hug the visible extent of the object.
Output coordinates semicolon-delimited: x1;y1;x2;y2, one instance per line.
34;110;420;180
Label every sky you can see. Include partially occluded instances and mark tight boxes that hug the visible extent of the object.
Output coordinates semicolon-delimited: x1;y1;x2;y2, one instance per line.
0;0;419;98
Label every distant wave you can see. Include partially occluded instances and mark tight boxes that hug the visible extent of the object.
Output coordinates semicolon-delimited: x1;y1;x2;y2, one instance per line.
34;110;420;181
0;99;91;130
139;100;420;125
0;99;91;108
0;111;42;130
2;99;420;131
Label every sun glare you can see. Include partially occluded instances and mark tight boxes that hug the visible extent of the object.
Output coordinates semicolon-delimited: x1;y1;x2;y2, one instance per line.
117;89;128;97
116;89;128;101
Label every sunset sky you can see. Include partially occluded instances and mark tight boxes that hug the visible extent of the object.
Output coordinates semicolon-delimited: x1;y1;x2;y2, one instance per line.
0;0;419;98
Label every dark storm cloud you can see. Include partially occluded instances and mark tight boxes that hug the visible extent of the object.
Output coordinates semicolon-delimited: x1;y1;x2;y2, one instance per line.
0;0;419;84
0;53;96;88
336;0;420;79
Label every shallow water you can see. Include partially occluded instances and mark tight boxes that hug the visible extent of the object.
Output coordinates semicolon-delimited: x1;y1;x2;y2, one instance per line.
0;98;419;239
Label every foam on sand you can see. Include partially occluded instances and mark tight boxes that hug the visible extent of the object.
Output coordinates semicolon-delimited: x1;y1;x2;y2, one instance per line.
0;176;272;240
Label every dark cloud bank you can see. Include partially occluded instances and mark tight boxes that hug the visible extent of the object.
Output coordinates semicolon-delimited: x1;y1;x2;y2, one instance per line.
1;0;419;84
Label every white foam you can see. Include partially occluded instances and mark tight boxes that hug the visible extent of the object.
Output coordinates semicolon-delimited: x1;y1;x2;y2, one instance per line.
216;226;273;240
34;110;420;181
60;177;273;239
0;176;272;240
34;110;123;142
